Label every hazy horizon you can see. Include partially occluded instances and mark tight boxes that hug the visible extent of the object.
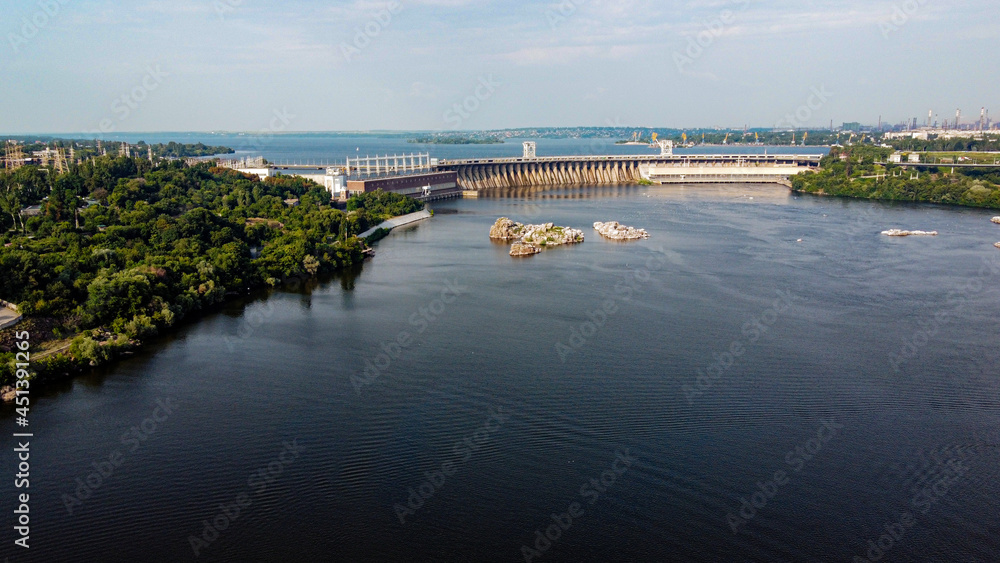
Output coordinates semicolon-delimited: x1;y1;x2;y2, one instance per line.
2;0;997;134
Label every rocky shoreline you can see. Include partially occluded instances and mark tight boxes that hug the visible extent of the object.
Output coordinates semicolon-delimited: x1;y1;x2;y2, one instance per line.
490;218;585;257
509;242;541;256
593;221;649;240
882;229;938;237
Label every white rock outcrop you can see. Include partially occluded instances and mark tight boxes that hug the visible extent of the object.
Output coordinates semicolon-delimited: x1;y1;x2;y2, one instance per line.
593;221;650;240
490;218;584;257
510;242;541;257
881;229;938;237
490;217;523;241
992;217;1000;225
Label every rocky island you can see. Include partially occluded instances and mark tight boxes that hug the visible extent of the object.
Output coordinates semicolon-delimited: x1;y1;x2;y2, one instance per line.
882;229;938;237
593;221;650;240
489;217;585;257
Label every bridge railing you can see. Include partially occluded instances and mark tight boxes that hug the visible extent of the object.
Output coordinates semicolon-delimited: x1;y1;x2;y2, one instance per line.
437;154;824;166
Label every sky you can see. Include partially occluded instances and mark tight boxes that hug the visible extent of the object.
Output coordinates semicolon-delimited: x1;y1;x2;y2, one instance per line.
1;0;997;133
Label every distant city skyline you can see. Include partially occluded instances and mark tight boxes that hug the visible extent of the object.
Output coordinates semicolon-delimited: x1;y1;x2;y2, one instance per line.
1;0;997;134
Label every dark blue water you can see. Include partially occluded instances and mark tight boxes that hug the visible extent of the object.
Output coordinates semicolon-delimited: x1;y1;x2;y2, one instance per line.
4;150;1000;563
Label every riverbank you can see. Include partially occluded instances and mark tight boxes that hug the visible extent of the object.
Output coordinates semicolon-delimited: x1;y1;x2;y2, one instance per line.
0;158;426;393
360;209;433;240
0;307;20;330
791;145;1000;210
0;274;317;399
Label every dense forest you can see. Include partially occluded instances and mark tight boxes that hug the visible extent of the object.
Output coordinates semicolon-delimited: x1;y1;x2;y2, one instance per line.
792;146;1000;208
0;156;422;385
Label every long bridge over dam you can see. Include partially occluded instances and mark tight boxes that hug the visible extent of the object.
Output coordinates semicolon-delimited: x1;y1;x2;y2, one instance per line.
226;145;826;200
434;152;823;190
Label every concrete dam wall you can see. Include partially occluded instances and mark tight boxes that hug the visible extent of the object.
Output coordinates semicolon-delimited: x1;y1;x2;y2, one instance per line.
445;160;643;190
436;155;822;190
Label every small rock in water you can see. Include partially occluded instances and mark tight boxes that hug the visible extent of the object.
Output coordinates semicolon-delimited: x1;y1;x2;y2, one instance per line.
593;221;650;240
881;229;938;237
489;217;523;241
510;242;541;257
992;217;1000;225
995;242;1000;250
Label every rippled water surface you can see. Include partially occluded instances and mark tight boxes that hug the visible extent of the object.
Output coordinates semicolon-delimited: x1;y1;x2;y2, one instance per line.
4;184;999;562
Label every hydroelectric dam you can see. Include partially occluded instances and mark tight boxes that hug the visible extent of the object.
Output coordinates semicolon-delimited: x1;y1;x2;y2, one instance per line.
435;142;823;190
223;142;825;201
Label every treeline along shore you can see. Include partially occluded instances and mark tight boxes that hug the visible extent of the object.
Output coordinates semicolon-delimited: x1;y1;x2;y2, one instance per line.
792;146;1000;209
0;155;423;393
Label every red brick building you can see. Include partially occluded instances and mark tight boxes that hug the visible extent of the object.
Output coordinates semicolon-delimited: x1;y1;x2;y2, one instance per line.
346;171;460;201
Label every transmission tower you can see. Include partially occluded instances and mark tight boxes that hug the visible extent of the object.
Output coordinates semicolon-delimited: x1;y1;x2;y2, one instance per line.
54;147;68;174
4;141;24;170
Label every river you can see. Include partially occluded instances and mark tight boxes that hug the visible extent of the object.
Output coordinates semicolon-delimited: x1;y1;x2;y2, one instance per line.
2;138;999;562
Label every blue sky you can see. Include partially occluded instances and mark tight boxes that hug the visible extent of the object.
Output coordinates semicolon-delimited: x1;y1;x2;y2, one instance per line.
1;0;997;133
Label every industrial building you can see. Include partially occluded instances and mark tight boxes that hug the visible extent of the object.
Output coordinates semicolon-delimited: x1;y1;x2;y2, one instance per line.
346;171;460;201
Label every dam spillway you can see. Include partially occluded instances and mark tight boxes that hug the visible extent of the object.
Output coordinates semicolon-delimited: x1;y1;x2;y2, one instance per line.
434;154;823;190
